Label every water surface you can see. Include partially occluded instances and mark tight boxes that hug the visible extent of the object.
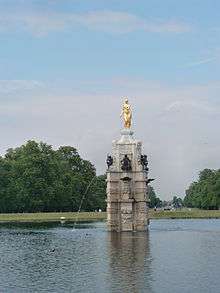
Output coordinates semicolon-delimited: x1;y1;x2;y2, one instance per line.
0;219;219;293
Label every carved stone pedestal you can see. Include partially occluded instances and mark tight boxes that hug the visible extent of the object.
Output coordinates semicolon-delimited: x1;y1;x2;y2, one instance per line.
106;129;149;232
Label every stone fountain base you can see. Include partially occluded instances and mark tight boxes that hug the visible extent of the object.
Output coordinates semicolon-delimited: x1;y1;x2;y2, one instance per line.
106;129;149;232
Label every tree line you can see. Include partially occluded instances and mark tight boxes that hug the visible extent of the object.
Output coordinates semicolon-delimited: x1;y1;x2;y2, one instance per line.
0;141;106;213
0;140;163;213
3;141;218;213
150;168;220;210
184;168;220;210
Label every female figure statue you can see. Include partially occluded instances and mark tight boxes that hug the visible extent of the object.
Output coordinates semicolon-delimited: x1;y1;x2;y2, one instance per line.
120;98;132;129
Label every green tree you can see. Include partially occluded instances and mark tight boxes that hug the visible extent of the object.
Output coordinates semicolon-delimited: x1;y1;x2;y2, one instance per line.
172;196;183;208
0;141;106;213
148;185;162;208
184;168;220;210
82;175;107;211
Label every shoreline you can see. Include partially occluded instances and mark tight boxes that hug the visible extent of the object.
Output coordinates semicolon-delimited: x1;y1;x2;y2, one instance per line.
0;210;219;223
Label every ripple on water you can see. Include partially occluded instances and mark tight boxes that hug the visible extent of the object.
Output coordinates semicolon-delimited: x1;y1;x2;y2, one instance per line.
0;219;219;293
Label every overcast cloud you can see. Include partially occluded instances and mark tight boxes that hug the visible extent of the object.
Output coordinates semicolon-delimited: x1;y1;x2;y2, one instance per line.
0;0;220;199
1;78;220;199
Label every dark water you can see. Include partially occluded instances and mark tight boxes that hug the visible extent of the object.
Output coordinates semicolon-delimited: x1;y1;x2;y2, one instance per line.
0;220;220;293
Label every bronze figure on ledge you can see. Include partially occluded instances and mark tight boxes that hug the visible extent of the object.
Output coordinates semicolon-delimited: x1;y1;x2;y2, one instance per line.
121;155;132;171
106;155;113;169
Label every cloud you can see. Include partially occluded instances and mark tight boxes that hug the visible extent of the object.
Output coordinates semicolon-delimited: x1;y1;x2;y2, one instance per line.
0;80;44;94
184;57;216;68
164;100;216;114
73;11;191;34
0;9;192;36
0;78;219;200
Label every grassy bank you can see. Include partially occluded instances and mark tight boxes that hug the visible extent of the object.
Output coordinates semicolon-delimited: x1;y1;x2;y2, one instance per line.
150;209;220;219
0;209;219;222
0;212;107;222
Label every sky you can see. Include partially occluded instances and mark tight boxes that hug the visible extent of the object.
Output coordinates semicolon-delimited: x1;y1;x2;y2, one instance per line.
0;0;220;200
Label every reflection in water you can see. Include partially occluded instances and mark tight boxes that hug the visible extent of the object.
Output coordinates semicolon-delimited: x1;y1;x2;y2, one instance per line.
0;220;219;292
107;231;152;293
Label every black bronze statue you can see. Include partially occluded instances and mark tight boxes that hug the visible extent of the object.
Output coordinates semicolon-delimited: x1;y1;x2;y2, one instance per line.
106;155;113;169
121;155;132;171
140;154;149;171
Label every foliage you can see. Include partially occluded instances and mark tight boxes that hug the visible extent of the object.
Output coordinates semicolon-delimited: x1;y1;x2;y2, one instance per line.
0;141;106;213
172;196;183;208
148;185;162;208
184;168;220;210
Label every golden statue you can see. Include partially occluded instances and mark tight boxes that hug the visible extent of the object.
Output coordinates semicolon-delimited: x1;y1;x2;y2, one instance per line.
120;98;132;128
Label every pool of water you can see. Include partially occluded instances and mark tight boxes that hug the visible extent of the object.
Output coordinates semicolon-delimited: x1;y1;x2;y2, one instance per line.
0;219;219;293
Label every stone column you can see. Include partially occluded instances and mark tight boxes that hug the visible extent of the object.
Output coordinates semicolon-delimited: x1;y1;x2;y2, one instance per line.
106;129;150;232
